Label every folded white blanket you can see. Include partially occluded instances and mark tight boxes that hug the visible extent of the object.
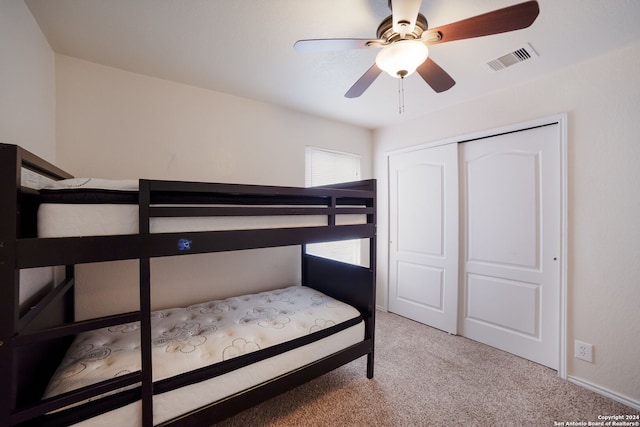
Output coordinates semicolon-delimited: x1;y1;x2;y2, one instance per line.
43;178;139;191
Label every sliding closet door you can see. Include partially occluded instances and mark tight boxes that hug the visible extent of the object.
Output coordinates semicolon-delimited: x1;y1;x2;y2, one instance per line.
388;143;459;334
459;124;561;369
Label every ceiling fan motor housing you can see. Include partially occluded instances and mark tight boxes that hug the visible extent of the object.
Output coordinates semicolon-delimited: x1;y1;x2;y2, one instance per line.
377;13;428;42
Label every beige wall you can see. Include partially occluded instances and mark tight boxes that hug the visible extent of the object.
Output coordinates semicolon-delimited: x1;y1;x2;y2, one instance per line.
374;40;640;407
0;0;56;161
55;55;372;185
54;55;374;318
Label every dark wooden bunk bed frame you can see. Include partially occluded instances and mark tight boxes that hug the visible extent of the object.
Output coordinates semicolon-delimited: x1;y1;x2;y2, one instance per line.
0;143;376;427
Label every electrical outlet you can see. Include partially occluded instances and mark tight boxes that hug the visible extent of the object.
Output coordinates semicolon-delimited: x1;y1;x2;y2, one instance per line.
575;340;593;363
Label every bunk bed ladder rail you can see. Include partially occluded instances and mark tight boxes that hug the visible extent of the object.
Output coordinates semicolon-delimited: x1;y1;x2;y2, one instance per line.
0;144;74;426
1;144;147;426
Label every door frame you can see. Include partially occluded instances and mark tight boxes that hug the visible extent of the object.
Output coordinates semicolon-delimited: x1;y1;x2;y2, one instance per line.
385;113;568;378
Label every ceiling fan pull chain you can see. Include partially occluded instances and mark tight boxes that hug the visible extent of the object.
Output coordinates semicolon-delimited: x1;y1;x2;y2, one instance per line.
398;76;405;114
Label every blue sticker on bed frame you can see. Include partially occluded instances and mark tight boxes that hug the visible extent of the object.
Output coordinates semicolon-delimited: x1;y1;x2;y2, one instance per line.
178;238;192;251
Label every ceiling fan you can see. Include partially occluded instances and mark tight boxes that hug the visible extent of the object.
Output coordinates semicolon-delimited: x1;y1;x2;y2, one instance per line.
294;0;540;98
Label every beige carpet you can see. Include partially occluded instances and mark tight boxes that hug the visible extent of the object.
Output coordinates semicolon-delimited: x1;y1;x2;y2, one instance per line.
217;311;638;426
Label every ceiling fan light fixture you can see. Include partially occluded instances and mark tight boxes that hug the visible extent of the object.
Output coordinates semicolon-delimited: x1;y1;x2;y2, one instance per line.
375;40;428;78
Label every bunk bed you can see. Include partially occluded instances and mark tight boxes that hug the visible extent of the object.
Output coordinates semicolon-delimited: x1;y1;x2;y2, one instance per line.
0;143;376;426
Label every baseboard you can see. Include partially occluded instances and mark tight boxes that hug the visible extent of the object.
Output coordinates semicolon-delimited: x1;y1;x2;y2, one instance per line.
568;376;640;411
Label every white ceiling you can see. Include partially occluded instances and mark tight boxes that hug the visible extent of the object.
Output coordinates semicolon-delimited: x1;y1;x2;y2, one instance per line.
25;0;640;129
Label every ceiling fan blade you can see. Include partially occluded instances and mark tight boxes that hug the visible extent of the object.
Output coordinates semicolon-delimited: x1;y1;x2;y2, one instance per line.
345;64;383;98
416;57;456;93
294;38;378;52
391;0;423;35
424;0;539;45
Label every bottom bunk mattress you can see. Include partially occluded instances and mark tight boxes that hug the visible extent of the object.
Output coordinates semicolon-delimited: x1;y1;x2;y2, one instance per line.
43;285;364;426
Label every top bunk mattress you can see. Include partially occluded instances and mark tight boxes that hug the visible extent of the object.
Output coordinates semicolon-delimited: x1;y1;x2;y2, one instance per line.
37;178;367;238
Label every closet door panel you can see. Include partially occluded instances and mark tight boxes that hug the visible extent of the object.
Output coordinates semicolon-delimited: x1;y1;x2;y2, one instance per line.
460;124;561;370
466;151;539;269
388;144;459;333
396;163;444;256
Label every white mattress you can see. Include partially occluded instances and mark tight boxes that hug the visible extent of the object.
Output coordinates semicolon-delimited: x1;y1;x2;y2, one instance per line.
44;285;364;426
38;178;365;238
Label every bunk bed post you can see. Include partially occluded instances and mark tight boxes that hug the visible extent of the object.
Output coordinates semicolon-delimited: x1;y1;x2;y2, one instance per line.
367;180;377;379
0;144;20;425
328;196;336;226
138;180;154;427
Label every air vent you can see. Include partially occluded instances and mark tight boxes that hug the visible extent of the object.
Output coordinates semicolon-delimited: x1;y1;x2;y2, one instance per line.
485;43;538;72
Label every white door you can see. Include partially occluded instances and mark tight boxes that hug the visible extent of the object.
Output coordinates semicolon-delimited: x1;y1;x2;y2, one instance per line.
388;143;459;334
459;124;561;369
